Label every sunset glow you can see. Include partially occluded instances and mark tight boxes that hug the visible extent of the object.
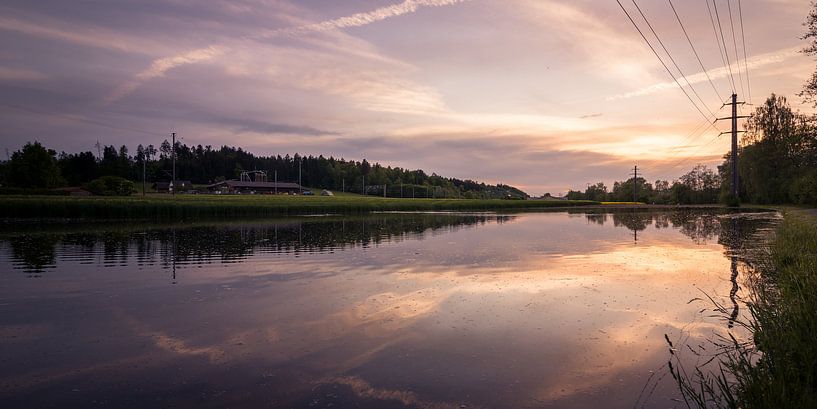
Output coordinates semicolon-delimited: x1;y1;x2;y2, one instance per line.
0;0;812;194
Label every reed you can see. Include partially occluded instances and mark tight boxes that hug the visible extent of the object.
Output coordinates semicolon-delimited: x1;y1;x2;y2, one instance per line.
667;209;817;408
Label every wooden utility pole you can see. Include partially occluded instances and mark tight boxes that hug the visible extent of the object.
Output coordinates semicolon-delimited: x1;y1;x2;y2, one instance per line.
171;132;176;196
632;165;638;203
274;170;278;194
142;155;146;197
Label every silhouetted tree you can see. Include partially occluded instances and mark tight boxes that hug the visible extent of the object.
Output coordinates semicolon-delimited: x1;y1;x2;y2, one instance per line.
801;2;817;105
6;141;64;188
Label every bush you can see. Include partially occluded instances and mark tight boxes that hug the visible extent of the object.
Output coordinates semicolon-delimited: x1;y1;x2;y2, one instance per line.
789;172;817;205
85;176;135;196
719;191;741;207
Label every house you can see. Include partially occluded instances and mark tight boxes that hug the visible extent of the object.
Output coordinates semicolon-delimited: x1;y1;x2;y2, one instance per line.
153;180;193;193
206;180;302;194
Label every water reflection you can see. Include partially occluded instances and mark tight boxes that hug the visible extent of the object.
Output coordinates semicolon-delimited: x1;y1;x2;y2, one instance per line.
0;210;779;409
2;214;511;277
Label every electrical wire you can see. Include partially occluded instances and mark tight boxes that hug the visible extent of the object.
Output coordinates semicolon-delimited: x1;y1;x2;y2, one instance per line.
616;0;716;125
737;0;752;104
630;0;717;118
705;0;735;92
668;0;723;102
1;103;166;137
726;0;747;98
712;0;737;94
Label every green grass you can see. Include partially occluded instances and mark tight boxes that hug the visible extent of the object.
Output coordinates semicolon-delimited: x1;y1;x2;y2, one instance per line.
668;208;817;408
600;201;643;205
0;194;599;220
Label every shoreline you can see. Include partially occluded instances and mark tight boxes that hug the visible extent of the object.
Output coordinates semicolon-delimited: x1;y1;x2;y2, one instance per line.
0;194;780;220
0;195;599;220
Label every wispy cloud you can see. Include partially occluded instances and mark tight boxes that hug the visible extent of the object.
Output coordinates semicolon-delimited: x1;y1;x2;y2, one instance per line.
607;46;802;101
105;46;224;103
0;66;47;81
106;0;470;103
265;0;468;37
0;15;166;55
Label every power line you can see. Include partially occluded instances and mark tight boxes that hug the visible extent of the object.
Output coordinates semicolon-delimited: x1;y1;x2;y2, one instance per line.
668;0;723;102
641;124;712;175
615;0;715;125
737;0;752;104
726;0;747;98
705;0;735;92
641;98;730;176
1;103;166;137
712;0;737;93
661;130;725;174
629;0;717;119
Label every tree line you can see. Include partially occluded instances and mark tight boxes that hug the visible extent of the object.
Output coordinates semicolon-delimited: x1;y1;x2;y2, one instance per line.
566;94;817;205
0;141;528;199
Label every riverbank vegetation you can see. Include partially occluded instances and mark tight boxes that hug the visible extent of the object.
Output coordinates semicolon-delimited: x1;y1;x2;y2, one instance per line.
566;95;816;206
0;194;597;220
668;208;817;408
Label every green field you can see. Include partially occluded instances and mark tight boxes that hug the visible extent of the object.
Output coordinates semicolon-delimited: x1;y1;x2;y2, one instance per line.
0;194;599;220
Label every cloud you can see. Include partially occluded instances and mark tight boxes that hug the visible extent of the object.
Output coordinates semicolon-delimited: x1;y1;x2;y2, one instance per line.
193;112;337;136
0;67;47;81
105;46;225;103
607;46;802;101
107;0;470;103
264;0;469;37
579;113;603;119
0;15;166;55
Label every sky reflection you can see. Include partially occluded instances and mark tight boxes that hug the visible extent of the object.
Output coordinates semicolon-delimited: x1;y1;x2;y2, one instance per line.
0;210;778;408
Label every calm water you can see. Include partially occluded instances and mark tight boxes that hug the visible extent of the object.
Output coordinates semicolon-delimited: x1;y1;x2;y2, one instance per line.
0;210;778;408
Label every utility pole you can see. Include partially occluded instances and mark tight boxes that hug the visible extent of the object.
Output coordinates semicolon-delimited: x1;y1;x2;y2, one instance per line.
730;94;740;199
342;179;345;193
274;170;278;194
362;175;365;196
171;132;176;196
384;184;387;198
142;154;146;197
716;94;748;200
298;158;302;194
632;165;638;203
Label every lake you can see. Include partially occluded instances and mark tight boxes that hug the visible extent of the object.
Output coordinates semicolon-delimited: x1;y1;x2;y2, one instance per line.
0;209;778;408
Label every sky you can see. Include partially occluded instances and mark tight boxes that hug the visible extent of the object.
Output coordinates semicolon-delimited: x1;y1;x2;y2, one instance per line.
0;0;813;195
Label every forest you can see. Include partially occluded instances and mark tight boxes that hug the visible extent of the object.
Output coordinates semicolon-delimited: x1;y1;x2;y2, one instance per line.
0;140;528;199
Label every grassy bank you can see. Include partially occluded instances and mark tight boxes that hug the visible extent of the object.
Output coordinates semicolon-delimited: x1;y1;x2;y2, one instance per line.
670;208;817;408
0;194;598;220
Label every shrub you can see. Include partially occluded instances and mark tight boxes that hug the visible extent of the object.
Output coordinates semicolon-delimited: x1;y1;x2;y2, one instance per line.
719;191;741;207
789;171;817;205
85;176;135;196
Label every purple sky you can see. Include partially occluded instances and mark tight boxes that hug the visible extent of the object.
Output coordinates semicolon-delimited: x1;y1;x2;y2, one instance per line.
0;0;813;195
